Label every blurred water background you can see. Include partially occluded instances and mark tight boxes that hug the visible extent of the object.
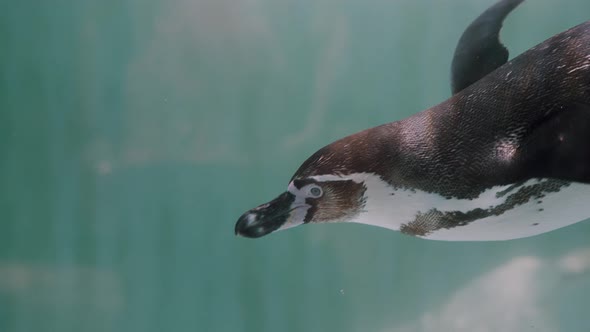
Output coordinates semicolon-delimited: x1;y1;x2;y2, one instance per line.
2;0;590;331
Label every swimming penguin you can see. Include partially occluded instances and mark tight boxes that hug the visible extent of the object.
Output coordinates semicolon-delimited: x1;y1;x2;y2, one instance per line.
235;0;590;241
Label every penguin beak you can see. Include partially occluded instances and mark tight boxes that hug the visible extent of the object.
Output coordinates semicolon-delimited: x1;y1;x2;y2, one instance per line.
235;192;297;238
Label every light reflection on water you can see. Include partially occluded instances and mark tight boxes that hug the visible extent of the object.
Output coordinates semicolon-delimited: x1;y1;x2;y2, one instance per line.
389;248;590;332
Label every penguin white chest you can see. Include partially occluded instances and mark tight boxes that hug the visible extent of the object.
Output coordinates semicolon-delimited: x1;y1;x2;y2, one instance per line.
339;173;590;241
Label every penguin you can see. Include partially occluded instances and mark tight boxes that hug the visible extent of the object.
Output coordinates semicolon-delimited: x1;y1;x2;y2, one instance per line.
235;0;590;241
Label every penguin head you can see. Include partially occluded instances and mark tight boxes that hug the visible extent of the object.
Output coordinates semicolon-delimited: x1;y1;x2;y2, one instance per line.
235;139;372;238
234;175;367;238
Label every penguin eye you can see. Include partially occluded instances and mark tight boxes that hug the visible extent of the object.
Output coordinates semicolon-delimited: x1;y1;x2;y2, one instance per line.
308;185;323;198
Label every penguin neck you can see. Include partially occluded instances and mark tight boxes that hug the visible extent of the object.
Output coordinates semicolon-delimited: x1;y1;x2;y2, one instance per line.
349;173;436;231
309;172;433;231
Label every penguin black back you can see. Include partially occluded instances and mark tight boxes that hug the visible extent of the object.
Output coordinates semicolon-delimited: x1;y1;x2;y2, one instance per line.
396;21;590;199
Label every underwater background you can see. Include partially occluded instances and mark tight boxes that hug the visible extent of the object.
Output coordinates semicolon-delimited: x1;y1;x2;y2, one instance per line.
2;0;590;331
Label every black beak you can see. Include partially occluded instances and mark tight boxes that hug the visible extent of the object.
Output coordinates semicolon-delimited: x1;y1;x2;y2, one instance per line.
235;192;295;238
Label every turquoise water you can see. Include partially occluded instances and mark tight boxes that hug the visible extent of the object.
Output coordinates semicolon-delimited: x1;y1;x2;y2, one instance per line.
2;0;590;331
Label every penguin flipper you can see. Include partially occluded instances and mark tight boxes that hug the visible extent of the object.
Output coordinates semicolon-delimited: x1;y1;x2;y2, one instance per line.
519;102;590;183
451;0;524;94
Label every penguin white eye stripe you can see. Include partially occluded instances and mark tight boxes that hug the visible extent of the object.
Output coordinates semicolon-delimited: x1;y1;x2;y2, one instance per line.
287;182;299;194
287;181;323;197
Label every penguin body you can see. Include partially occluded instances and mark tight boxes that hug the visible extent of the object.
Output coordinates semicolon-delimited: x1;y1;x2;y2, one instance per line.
235;0;590;241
